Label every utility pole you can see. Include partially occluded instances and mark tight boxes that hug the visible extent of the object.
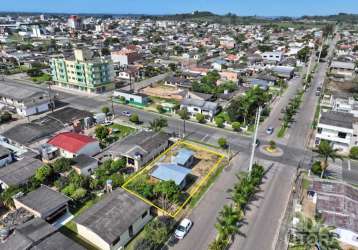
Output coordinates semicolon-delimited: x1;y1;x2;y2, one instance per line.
305;52;313;83
248;106;261;176
47;81;54;112
317;39;325;63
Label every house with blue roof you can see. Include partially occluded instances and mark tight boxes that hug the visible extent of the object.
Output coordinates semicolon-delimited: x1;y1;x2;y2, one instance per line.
173;148;195;168
150;163;191;190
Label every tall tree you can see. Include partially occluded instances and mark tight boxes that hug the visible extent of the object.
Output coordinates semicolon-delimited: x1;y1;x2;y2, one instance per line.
215;204;240;241
292;214;341;250
317;140;341;178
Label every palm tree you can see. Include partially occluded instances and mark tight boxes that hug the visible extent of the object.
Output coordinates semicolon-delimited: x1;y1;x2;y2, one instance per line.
215;204;240;242
149;117;168;132
292;214;341;250
208;238;229;250
317;140;342;178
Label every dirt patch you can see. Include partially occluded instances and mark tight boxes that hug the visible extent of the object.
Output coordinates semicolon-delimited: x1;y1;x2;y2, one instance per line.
327;79;358;94
141;85;185;101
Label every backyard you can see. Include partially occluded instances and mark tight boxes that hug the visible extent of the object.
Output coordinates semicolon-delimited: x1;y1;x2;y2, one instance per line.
123;141;224;217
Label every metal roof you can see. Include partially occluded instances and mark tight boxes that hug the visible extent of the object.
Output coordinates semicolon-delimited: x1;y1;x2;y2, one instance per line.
151;163;191;186
173;148;194;166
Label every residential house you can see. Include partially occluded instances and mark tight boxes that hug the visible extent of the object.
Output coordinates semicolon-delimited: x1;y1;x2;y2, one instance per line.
272;66;295;79
308;179;358;248
14;185;71;224
72;154;98;176
261;51;283;63
113;89;149;106
219;71;239;83
0;218;85;250
180;98;220;121
0;157;43;190
97;131;170;171
315;111;357;153
150;163;191;190
0;145;12;167
173;148;195;168
47;132;100;158
75;188;152;250
111;48;140;66
0;79;53;117
330;61;356;81
164;76;192;89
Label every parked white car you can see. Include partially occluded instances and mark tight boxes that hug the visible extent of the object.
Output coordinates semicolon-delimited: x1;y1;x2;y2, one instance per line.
174;218;192;239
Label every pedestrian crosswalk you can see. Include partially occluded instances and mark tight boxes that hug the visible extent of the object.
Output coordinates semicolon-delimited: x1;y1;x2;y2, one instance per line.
327;162;342;179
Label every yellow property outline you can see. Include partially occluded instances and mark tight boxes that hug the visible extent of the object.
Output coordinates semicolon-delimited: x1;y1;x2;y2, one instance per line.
122;140;225;218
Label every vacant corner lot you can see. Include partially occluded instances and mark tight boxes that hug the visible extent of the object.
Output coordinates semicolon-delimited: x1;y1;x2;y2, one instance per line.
122;140;224;217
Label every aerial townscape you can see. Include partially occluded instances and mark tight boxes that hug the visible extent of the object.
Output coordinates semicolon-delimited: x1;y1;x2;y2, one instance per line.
0;1;358;250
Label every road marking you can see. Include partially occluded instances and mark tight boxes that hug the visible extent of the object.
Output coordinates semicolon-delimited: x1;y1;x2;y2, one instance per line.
348;159;351;171
201;134;209;142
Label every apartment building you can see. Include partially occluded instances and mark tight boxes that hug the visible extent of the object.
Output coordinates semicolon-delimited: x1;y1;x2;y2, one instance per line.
50;49;114;93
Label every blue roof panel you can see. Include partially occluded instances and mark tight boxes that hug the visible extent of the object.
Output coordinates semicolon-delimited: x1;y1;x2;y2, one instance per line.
150;163;191;185
173;148;194;166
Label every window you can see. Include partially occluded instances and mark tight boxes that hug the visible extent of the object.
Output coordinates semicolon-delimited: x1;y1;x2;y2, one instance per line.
338;132;347;139
128;225;133;237
142;211;148;219
112;236;121;245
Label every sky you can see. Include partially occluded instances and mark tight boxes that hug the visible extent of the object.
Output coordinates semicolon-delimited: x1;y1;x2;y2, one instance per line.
0;0;358;17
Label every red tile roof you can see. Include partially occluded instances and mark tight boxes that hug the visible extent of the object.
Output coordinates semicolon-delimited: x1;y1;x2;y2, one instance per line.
48;132;96;153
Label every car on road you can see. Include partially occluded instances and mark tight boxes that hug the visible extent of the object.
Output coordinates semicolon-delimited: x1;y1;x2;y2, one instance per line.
102;121;113;126
121;111;131;117
255;139;260;147
174;218;192;239
266;127;274;135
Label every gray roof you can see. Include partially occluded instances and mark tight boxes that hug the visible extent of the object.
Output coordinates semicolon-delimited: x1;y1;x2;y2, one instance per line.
310;180;358;233
319;111;353;129
0;218;55;250
15;185;70;216
99;131;170;159
73;154;97;169
75;188;150;244
32;232;86;250
0;157;43;186
47;107;93;124
0;218;85;250
0;80;48;101
181;98;218;112
330;61;355;70
2;116;64;145
0;145;10;158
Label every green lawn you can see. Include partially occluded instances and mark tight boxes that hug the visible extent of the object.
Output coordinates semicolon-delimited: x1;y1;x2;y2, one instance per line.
59;195;103;250
31;73;51;83
107;123;136;142
277;126;287;138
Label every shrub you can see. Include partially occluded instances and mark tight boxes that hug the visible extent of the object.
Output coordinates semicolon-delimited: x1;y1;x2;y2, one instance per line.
196;113;206;123
218;137;228;149
61;183;76;196
311;161;322;175
156;104;165;114
178;108;189;120
34;165;53;184
231;122;241;132
215;117;225;128
350;146;358;159
129;113;139;124
71;188;87;202
53;158;72;174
